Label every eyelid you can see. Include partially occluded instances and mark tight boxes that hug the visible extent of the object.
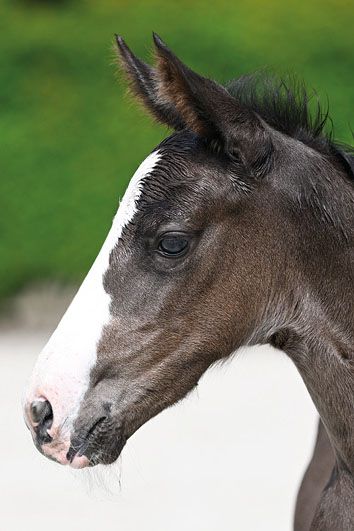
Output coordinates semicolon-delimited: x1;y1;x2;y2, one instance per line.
157;229;190;239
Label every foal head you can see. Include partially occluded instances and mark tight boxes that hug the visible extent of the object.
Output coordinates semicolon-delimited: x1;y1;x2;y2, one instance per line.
23;35;352;468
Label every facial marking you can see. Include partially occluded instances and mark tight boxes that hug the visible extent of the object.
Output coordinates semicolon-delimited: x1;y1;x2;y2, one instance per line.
24;150;161;462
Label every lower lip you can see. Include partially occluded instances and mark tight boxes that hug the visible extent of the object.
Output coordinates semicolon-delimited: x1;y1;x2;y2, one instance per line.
69;454;91;469
41;442;90;468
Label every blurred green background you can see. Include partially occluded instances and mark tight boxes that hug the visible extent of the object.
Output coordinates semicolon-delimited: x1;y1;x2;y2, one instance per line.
1;0;353;301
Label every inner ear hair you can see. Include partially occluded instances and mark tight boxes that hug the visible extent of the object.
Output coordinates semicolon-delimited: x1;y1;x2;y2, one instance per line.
154;50;210;136
114;35;186;130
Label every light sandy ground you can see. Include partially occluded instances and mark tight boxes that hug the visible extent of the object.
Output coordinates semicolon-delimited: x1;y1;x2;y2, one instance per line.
0;288;317;531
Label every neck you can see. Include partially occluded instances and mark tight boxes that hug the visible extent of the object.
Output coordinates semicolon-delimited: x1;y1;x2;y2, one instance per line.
267;253;354;473
289;326;353;473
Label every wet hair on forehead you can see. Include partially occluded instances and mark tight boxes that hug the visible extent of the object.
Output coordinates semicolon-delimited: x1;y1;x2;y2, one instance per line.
114;135;241;246
136;132;250;214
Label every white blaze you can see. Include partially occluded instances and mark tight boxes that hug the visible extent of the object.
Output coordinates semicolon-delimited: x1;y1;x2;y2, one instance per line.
25;150;161;440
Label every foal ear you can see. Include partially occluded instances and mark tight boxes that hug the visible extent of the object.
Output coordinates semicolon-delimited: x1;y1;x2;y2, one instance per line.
153;33;273;175
115;35;185;130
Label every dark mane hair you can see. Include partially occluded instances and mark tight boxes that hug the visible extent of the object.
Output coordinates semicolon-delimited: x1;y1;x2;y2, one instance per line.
226;73;354;180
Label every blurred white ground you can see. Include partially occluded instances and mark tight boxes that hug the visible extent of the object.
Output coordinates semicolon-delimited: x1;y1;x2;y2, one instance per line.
0;287;317;531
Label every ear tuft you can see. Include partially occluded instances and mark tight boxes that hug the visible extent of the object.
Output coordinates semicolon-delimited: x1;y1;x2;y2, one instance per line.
152;32;165;49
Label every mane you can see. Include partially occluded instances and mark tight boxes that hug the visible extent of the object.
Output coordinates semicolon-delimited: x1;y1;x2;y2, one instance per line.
226;73;354;180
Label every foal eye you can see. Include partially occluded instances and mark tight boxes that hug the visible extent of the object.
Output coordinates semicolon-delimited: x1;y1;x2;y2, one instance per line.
158;233;189;257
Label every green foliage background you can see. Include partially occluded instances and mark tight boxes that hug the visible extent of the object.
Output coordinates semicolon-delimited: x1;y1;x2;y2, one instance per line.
1;0;353;300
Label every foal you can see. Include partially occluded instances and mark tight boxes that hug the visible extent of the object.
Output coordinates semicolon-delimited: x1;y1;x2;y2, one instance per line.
23;35;353;530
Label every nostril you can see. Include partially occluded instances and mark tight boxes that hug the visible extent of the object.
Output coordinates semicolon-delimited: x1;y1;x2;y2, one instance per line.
30;399;53;430
30;399;54;446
